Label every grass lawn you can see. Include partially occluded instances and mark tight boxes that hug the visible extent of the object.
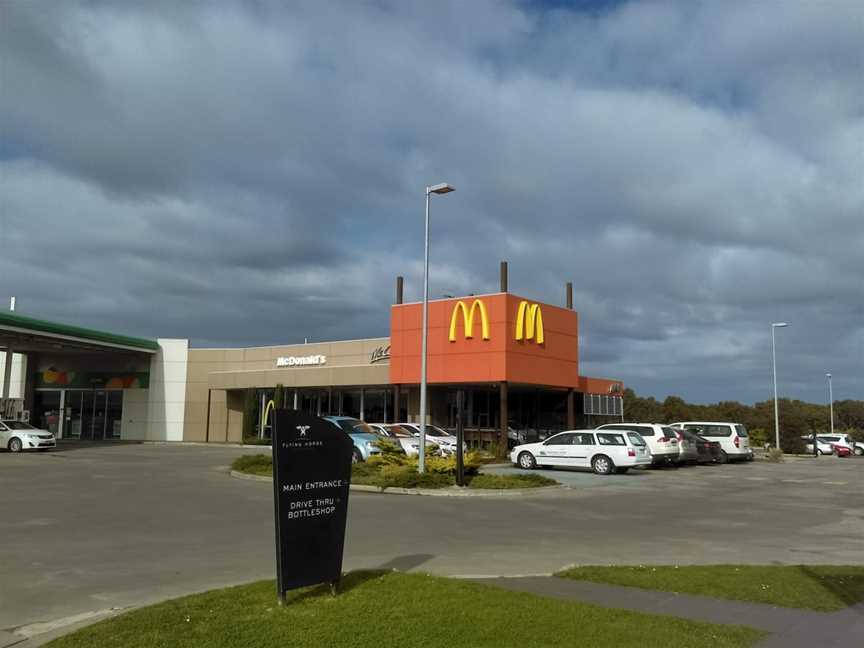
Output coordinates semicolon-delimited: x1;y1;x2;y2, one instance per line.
231;455;557;489
557;565;864;611
46;572;763;648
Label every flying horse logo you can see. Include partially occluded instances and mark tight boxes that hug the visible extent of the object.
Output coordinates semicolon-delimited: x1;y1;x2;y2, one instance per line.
296;425;311;437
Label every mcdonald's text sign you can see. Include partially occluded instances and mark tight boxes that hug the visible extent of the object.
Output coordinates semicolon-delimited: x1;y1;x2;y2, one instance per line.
389;293;579;387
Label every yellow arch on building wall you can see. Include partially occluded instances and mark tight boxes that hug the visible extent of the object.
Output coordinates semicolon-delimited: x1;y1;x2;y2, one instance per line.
262;399;275;430
515;301;544;345
448;299;490;342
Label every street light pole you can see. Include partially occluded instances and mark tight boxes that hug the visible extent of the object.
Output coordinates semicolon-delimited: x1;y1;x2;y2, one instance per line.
418;183;454;474
826;373;834;436
771;322;788;451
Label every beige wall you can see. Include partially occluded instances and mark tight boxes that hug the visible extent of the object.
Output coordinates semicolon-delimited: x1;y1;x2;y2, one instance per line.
183;338;391;442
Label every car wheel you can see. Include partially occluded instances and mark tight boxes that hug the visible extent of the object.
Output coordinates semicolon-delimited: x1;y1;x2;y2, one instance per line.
518;452;536;470
817;448;826;456
8;437;23;453
717;451;728;464
592;455;614;475
352;448;363;464
854;447;864;456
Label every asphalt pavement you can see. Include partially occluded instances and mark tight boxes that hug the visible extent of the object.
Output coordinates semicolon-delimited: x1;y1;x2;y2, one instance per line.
1;443;862;639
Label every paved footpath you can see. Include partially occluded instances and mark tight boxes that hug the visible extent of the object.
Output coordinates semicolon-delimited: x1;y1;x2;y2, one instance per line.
473;576;864;648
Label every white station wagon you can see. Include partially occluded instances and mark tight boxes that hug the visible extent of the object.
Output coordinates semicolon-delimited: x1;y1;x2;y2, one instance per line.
511;429;652;475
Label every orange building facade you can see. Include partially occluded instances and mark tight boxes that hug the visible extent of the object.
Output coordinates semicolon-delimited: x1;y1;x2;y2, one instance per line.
388;290;622;448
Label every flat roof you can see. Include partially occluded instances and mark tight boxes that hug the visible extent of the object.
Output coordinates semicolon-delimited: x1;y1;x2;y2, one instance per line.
0;312;159;354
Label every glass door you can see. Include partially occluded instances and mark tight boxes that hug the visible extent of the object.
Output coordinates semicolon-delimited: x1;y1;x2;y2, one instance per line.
64;390;84;439
33;391;62;435
106;391;123;439
64;390;110;439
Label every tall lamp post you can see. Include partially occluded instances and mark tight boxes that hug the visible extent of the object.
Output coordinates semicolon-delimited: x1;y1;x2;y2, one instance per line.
826;373;834;436
418;183;455;474
771;322;788;450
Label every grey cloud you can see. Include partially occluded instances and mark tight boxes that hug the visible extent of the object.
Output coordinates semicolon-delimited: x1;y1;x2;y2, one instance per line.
1;0;861;402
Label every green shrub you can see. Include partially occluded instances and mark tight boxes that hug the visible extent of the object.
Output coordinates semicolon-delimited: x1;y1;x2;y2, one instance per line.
374;464;452;489
368;438;409;467
406;450;483;476
232;454;273;476
467;473;557;489
766;448;785;463
351;461;383;485
379;464;420;488
748;427;769;447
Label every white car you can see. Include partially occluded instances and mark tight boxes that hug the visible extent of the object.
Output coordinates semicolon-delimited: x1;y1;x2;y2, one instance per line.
595;423;679;465
396;423;464;455
670;422;751;462
803;434;858;456
367;423;421;457
510;429;652;475
1;420;56;452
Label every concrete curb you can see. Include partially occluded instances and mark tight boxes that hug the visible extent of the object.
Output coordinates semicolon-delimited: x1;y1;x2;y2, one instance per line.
228;470;567;497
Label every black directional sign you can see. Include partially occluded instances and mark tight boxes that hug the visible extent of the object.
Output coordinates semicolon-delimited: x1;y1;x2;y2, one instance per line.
271;410;353;599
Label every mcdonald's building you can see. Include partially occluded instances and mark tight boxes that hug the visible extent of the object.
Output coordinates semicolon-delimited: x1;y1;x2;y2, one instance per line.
1;264;623;448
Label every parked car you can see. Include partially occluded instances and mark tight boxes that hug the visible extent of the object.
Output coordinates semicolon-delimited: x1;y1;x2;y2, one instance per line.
395;423;464;455
684;430;724;464
1;420;56;452
512;429;651;475
670;422;751;462
322;416;382;463
669;428;699;465
803;434;857;456
832;444;852;458
595;423;679;465
367;423;421;457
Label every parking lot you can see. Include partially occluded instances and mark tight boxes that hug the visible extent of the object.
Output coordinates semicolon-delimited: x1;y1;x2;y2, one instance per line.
485;455;864;490
1;443;862;636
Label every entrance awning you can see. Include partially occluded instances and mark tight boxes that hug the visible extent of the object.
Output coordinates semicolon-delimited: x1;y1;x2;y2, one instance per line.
0;312;158;355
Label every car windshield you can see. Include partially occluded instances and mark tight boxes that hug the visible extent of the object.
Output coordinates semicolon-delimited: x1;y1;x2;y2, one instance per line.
3;421;36;430
385;426;414;438
734;424;748;437
425;426;449;437
661;427;679;439
626;432;646;446
335;419;374;434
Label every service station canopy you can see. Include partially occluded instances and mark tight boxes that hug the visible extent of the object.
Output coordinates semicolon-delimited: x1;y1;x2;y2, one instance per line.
0;312;158;356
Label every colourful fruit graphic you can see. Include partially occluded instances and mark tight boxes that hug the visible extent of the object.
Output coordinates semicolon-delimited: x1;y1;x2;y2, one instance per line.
106;378;125;389
42;368;59;384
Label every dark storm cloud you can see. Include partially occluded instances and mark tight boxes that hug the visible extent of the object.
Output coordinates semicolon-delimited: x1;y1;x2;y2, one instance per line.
1;0;862;403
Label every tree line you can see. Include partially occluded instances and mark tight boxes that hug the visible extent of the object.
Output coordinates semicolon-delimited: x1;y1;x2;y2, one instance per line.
622;389;864;451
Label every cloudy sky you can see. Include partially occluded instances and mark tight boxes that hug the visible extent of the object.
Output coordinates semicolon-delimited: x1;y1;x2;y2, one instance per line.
1;0;862;403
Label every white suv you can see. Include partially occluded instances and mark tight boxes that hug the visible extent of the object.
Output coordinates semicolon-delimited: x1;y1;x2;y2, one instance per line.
670;422;751;462
511;429;652;474
595;423;679;465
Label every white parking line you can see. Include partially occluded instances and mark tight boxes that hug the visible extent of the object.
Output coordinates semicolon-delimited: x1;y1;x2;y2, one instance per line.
822;481;848;486
781;479;809;483
745;477;768;481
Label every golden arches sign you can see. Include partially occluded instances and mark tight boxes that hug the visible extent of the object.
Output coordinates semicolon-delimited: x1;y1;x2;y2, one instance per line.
262;399;275;430
448;299;490;342
515;301;544;344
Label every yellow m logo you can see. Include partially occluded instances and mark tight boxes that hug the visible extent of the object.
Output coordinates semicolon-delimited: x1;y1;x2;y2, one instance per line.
515;301;544;344
448;299;490;342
